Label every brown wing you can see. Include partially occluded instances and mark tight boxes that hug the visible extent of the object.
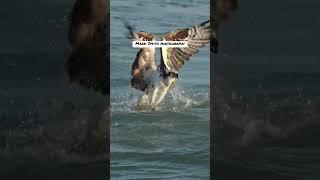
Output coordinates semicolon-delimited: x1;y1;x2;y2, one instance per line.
124;23;158;91
129;31;157;92
160;20;211;73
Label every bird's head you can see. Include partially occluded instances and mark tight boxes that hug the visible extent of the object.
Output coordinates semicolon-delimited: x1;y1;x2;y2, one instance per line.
123;20;156;41
135;32;156;41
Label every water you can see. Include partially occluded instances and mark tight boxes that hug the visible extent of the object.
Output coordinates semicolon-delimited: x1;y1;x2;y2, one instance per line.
213;0;320;179
0;1;107;179
110;0;210;179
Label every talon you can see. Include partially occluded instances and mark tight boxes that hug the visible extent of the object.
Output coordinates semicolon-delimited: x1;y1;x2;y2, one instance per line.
169;72;178;78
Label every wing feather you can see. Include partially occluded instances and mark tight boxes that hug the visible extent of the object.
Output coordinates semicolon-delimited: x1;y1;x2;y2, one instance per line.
160;21;211;72
127;29;157;92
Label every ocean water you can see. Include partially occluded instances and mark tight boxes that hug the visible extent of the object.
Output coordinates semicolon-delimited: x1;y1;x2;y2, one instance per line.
110;0;210;179
213;0;320;179
0;1;107;179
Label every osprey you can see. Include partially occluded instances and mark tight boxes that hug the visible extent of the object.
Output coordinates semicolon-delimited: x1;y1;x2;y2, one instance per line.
126;20;218;110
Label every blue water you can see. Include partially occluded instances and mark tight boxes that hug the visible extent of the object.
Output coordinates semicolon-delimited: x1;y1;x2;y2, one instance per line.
110;0;210;179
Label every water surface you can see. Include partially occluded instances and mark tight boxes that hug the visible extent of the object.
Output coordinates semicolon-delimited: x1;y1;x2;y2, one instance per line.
110;0;210;179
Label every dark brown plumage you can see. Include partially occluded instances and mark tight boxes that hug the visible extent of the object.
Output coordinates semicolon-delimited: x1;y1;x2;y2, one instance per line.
160;21;211;73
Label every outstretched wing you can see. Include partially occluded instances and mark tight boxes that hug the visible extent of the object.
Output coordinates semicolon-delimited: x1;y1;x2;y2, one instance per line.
124;23;157;91
160;20;212;73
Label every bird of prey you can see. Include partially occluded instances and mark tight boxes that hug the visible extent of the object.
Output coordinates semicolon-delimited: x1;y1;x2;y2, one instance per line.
125;20;218;110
